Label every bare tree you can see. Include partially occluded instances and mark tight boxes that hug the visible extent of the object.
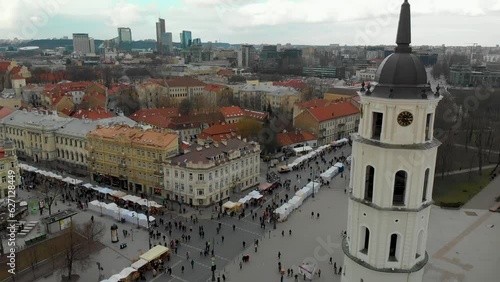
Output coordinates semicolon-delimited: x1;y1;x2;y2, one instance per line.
62;225;91;280
78;220;105;250
38;178;63;215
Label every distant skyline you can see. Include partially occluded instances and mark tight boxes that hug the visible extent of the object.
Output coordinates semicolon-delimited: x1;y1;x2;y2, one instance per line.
1;0;500;46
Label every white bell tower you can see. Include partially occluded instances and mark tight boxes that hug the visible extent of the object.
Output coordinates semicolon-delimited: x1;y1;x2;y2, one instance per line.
341;1;442;282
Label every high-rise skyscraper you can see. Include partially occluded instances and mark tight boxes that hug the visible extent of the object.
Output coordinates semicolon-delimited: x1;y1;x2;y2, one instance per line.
237;44;256;68
156;18;166;53
118;27;132;44
72;33;95;55
161;32;173;54
341;1;441;282
180;31;192;49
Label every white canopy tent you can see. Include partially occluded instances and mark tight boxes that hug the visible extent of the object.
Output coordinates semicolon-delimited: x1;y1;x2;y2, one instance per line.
131;258;148;270
292;146;313;155
122;195;142;203
82;183;93;189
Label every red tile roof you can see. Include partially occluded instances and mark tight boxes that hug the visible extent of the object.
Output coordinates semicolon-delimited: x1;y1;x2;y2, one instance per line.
0;106;15;119
217;69;233;76
129;108;176;128
10;66;21;74
242;109;268;121
220;106;244;119
273;80;307;91
204;84;226;92
72;107;116;120
307;101;360;122
0;62;11;73
277;131;316;147
165;77;206;88
11;74;24;80
60;107;74;116
199;123;239;142
295;99;331;110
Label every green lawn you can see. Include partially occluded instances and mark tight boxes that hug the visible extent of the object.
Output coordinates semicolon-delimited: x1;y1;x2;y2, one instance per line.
433;168;495;206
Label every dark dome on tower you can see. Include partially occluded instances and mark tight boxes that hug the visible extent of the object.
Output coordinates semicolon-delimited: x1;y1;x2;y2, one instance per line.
364;0;433;99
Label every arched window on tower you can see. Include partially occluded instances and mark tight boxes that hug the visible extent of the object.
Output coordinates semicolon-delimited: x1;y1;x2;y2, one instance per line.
393;170;407;206
389;233;399;261
372;112;383;140
360;226;370;254
364;166;375;202
422;168;430;202
416;230;424;258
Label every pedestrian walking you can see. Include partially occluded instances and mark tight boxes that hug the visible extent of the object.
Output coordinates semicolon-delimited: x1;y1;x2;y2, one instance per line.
311;211;314;218
191;259;194;269
222;274;226;281
239;261;243;269
278;251;281;259
91;215;94;222
221;235;224;243
181;265;184;273
243;241;246;248
289;229;292;236
287;268;290;277
317;213;320;219
254;244;258;252
317;268;321;277
282;230;285;236
329;257;332;264
294;274;298;281
338;266;342;275
334;265;337;274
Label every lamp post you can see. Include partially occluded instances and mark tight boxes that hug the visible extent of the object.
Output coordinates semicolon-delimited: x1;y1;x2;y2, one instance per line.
311;167;315;198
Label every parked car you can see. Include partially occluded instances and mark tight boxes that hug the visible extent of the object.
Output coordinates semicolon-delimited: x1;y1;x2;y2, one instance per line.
278;165;291;173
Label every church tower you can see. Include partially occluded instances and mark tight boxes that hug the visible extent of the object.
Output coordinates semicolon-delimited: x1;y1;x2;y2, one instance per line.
341;1;442;282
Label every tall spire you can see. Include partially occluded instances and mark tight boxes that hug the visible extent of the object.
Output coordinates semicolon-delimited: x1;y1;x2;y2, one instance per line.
395;0;412;53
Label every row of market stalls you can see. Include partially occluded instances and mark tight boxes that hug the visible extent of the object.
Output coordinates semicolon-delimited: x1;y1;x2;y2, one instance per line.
287;138;349;170
18;163;83;185
222;190;265;214
89;200;155;228
101;245;169;282
274;180;322;222
320;162;345;182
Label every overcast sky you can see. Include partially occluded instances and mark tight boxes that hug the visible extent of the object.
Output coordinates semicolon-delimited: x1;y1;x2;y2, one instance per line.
1;0;500;46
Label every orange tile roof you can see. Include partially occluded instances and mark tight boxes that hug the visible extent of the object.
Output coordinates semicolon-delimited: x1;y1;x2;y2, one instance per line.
59;107;74;117
277;131;316;147
307;101;360;122
204;84;226;92
199;123;239;142
295;99;331;110
72;107;116;120
220;106;244;118
165;77;206;88
242;109;268;121
88;125;178;148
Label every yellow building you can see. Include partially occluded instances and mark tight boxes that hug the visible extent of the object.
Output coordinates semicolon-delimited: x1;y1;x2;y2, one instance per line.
87;125;179;196
0;141;20;198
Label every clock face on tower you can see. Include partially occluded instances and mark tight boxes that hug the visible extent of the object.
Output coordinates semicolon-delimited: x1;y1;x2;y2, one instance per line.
397;111;413;126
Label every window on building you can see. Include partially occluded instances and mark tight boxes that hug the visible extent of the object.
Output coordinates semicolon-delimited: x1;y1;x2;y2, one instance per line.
364;166;375;202
189;173;193;180
198;174;204;181
422;168;430;202
393;170;407;206
389;234;399;261
372;112;383;140
425;113;432;141
198;189;204;195
175;170;178;178
359;226;370;254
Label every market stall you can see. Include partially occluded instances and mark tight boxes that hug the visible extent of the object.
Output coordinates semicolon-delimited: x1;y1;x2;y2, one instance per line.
222;201;242;214
139;245;169;270
131;258;148;270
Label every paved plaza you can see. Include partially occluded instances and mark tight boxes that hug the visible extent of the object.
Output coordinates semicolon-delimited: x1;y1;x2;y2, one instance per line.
4;142;500;282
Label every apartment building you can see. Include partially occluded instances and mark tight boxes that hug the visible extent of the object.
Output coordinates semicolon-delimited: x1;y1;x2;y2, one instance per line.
294;101;360;145
163;138;260;206
87;125;178;196
239;84;300;116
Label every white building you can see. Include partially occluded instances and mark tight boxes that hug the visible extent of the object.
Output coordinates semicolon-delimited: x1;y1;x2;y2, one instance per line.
163;139;260;207
356;68;377;82
342;1;441;282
